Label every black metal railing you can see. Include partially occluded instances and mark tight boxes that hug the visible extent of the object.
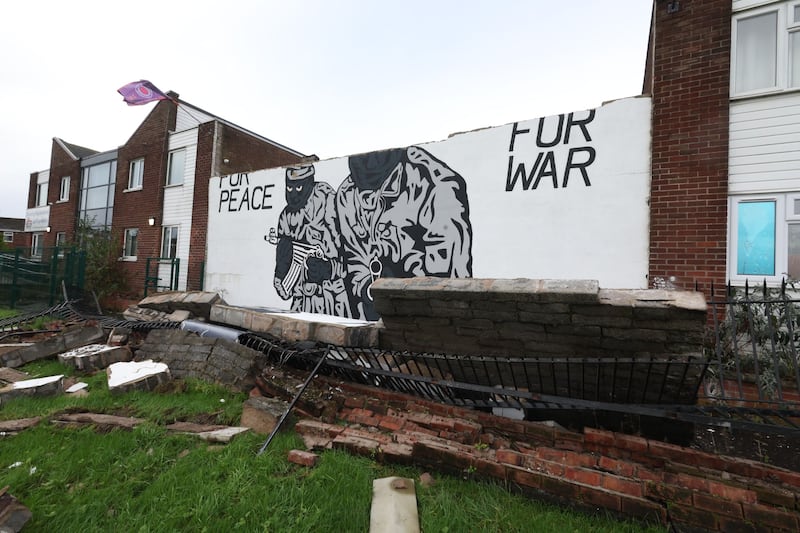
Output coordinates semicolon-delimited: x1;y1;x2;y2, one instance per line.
705;281;800;408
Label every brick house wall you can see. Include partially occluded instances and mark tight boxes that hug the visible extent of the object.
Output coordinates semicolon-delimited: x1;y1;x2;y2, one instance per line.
187;122;305;291
115;101;177;295
647;0;732;294
46;140;82;248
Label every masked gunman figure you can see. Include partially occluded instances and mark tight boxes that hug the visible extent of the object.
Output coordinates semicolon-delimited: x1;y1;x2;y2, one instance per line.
273;165;351;317
335;147;473;320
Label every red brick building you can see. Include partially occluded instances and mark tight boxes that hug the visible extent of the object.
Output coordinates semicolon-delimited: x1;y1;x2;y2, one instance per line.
25;95;306;298
648;0;800;292
0;218;27;250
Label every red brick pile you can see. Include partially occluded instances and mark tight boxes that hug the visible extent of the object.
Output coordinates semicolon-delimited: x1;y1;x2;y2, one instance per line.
257;373;800;532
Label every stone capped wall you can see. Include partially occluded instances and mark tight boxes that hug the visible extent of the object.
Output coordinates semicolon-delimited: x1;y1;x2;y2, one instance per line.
372;278;706;358
371;278;708;404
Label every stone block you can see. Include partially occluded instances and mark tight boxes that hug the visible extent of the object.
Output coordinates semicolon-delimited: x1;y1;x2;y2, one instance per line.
370;477;420;533
107;360;171;394
0;325;104;368
0;375;63;402
59;344;133;372
240;396;290;435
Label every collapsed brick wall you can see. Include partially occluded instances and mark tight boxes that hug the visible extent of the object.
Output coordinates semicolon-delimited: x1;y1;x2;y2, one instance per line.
135;329;260;391
256;369;800;532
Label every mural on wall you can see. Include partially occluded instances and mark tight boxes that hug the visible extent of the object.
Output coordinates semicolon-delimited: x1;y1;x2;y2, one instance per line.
206;97;653;320
268;146;473;320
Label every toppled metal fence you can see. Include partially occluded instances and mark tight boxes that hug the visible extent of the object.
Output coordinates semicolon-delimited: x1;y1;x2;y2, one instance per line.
241;284;800;438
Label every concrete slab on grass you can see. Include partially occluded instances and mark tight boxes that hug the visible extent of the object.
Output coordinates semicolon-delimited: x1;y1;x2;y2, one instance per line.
370;477;420;533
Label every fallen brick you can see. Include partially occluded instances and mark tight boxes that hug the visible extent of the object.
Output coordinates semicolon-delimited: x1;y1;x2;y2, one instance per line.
288;449;319;467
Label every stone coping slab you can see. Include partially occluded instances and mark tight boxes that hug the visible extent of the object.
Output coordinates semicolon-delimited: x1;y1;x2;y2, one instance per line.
210;304;380;347
107;360;171;394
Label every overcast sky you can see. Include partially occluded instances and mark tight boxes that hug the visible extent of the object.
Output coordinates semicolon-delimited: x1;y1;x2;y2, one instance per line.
1;0;652;218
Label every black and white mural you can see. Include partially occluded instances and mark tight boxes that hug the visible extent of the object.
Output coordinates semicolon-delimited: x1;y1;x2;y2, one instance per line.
206;97;653;321
269;147;472;320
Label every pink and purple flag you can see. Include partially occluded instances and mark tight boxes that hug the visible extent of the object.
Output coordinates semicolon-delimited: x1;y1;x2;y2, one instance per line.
117;80;170;106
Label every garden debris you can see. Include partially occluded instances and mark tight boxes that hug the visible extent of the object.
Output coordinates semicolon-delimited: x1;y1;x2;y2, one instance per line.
107;360;171;394
0;375;63;402
52;413;145;431
106;327;130;346
287;449;319;467
0;325;105;368
418;473;435;488
137;291;226;321
0;486;31;533
0;417;42;435
369;477;419;533
240;396;290;435
0;368;29;385
58;344;132;372
65;382;88;394
191;426;250;443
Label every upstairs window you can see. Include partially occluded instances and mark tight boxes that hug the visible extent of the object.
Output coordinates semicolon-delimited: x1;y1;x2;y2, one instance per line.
79;160;116;229
128;158;144;190
3;231;13;243
733;2;800;96
35;181;48;207
59;176;70;202
166;149;185;186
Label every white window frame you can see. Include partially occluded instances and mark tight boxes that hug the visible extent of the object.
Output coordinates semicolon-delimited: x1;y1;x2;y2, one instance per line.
3;231;13;243
166;149;185;186
122;228;139;260
31;233;44;259
59;176;70;202
161;226;179;258
729;194;788;284
731;1;800;98
35;181;48;207
128;158;144;191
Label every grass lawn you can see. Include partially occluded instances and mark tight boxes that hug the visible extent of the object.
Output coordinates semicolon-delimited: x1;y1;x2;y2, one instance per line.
0;360;667;532
0;307;18;320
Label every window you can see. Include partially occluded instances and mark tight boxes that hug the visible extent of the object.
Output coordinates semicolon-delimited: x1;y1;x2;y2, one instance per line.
727;193;800;282
128;158;144;190
59;176;70;202
732;2;800;96
736;200;776;276
3;231;13;243
55;232;67;248
79;160;116;229
35;181;48;207
166;149;185;186
161;226;178;258
31;233;43;258
123;228;139;259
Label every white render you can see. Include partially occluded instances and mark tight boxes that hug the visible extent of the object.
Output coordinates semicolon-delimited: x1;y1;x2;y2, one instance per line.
205;96;652;311
13;375;63;390
107;360;168;389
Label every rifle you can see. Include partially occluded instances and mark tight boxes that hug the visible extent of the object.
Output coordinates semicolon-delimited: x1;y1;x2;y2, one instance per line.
280;241;325;294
